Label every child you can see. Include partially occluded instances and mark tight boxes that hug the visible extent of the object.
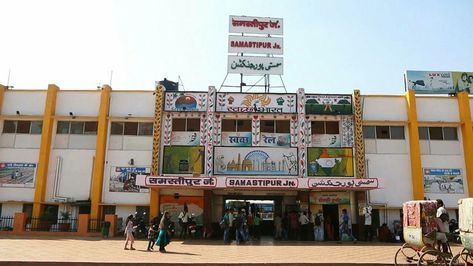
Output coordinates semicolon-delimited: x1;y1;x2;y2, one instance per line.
147;224;158;251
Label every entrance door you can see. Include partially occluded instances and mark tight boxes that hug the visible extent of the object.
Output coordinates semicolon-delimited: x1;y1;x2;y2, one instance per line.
323;204;339;241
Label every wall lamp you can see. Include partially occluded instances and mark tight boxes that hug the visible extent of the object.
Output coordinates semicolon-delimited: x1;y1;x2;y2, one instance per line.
69;112;76;119
16;110;20;115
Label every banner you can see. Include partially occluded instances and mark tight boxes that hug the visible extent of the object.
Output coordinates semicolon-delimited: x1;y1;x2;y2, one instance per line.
228;35;283;55
311;134;341;147
160;196;204;226
260;133;291;147
216;93;296;113
164;92;208;112
305;95;352;115
162;146;205;174
221;132;252;146
423;168;464;194
214;147;298;176
308;178;378;190
228;55;283;75
307;148;354;177
225;177;298;189
142;175;216;188
171;132;201;146
109;167;150;193
406;70;473;94
310;191;350;204
0;162;36;188
229;15;283;35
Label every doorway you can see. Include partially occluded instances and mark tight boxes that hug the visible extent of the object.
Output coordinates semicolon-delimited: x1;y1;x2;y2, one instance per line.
323;204;339;241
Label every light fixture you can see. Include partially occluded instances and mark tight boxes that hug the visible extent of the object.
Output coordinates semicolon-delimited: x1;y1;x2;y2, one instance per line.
16;110;20;115
69;112;76;119
128;158;134;166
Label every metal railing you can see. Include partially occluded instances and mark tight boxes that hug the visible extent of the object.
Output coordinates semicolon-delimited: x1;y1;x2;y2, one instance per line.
0;216;14;231
26;217;78;232
88;219;103;233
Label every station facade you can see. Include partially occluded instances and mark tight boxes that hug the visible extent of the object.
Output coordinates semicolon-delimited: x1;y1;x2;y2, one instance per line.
0;84;472;238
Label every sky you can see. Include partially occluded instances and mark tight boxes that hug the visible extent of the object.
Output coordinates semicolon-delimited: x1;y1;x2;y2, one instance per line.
1;0;473;94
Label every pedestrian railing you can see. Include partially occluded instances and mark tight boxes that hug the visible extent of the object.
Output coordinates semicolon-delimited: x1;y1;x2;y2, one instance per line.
0;216;14;231
26;217;78;232
88;219;102;233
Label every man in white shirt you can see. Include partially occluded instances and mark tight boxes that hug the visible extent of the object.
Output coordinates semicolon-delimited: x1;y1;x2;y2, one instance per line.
299;212;309;240
178;205;191;239
363;206;373;241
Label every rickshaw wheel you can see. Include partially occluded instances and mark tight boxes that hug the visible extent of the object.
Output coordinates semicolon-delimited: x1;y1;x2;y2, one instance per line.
449;249;473;266
395;244;418;265
418;249;447;266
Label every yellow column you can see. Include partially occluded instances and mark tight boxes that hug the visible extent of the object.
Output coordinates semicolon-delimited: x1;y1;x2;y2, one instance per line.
457;92;473;197
90;85;111;219
150;85;164;221
406;90;423;200
0;84;6;114
32;84;59;217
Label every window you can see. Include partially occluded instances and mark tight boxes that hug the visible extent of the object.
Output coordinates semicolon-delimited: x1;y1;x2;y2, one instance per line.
363;126;375;139
57;121;70;134
237;120;251;132
70;122;84;134
83;122;98;134
3;121;16;133
261;120;274;133
138;122;153;136
124;122;138;135
110;122;124;135
16;121;31;134
311;121;339;134
390;126;405;140
172;118;200;132
376;126;390;139
419;126;458;141
261;120;290;133
276;120;290;133
222;119;251;132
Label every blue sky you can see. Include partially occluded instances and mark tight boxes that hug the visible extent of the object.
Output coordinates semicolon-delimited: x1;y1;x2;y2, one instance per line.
1;0;472;94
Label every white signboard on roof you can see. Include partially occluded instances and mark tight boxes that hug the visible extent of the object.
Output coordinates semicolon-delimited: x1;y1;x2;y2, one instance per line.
229;15;283;35
228;55;283;75
228;35;283;55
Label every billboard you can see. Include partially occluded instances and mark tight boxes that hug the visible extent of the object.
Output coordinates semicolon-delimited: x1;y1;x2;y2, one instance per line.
311;134;341;147
164;92;208;112
214;147;298;176
423;168;464;194
0;162;36;188
171;132;201;146
162;146;205;175
229;15;283;35
405;70;473;94
305;95;352;115
160;196;204;226
109;167;150;193
221;132;252;146
228;55;283;75
216;93;296;113
228;35;283;55
307;148;354;177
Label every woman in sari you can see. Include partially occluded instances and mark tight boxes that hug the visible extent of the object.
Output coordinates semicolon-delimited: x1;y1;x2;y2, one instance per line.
156;211;171;252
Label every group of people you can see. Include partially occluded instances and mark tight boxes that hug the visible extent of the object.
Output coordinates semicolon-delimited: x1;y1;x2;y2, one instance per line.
220;208;263;244
123;211;172;253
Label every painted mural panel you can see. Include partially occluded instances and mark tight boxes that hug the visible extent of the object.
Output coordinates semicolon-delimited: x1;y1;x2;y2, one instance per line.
109;167;150;193
214;147;298;176
311;134;341;147
221;132;252;146
216;93;296;113
423;168;464;194
164;92;208;112
171;132;201;146
160;196;204;225
0;162;36;188
307;148;354;177
259;133;291;147
162;146;205;174
305;95;352;115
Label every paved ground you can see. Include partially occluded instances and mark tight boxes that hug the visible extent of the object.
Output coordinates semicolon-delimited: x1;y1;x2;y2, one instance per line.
0;235;465;265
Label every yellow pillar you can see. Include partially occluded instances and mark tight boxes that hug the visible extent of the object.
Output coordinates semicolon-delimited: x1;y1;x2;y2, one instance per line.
406;90;424;200
90;85;111;219
150;85;164;221
457;92;473;197
0;84;6;114
32;84;59;217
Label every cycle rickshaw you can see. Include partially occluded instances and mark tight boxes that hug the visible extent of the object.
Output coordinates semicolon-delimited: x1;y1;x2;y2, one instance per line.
449;198;473;266
394;200;456;265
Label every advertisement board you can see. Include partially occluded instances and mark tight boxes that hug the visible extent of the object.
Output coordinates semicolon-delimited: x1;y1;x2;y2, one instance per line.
160;196;204;226
260;133;291;147
164;92;208;112
423;168;464;194
406;70;473;94
308;178;378;190
0;162;36;188
162;146;205;175
229;15;283;35
216;93;296;113
307;148;354;177
228;55;283;75
305;95;352;115
214;147;298;176
311;134;341;147
309;191;350;204
109;167;150;193
221;132;252;146
171;132;201;146
228;35;283;55
225;177;298;189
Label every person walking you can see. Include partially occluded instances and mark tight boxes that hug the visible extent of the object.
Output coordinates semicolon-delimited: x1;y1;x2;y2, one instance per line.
299;211;310;240
363;206;373;241
235;209;247;244
124;214;137;250
156;211;171;253
339;209;357;243
313;209;324;241
178;205;191;239
221;208;231;244
147;224;158;251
